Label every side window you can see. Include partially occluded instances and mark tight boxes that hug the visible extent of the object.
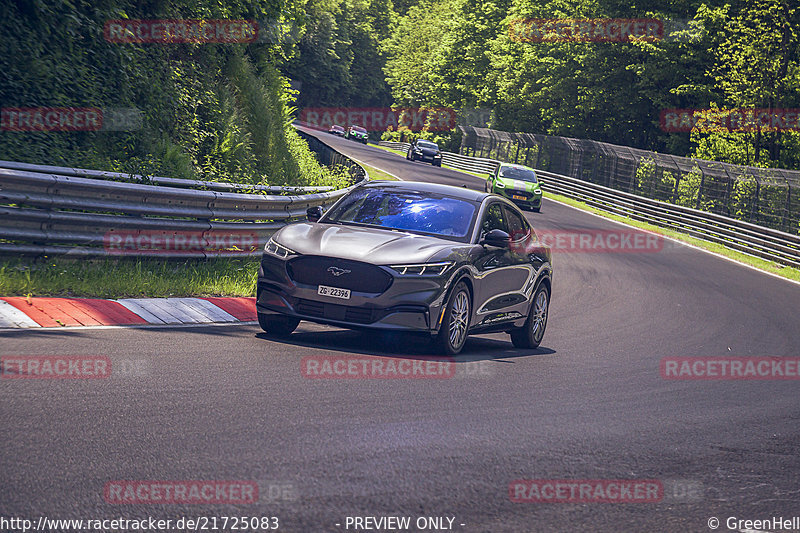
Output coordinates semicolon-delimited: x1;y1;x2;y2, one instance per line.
504;206;529;241
481;203;507;235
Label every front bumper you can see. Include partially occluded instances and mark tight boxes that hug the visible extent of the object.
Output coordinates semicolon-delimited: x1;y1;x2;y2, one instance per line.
256;256;450;333
414;151;442;162
496;188;542;208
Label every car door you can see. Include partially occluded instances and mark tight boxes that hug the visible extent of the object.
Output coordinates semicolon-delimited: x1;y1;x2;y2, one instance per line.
472;202;532;324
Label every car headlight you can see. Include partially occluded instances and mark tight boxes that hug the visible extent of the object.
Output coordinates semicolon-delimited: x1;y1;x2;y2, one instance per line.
264;237;296;258
388;261;453;276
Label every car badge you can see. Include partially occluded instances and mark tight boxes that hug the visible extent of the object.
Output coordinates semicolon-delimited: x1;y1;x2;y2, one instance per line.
327;266;351;277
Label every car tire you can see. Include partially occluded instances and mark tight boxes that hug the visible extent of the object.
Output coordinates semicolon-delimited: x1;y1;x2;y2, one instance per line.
258;313;300;337
510;283;549;349
435;281;471;355
433;161;441;167
533;206;541;213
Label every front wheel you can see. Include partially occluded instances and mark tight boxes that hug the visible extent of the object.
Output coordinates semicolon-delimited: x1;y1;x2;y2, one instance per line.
435;282;471;355
510;283;549;349
258;313;300;337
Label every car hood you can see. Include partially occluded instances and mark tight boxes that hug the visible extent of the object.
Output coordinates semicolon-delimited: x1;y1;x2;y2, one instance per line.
274;222;458;264
415;146;439;154
498;177;541;193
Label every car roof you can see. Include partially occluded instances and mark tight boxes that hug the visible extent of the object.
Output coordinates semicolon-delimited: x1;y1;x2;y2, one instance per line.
361;180;489;203
499;162;535;170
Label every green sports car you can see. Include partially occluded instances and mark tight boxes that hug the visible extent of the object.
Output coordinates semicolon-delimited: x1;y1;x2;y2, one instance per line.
485;163;543;212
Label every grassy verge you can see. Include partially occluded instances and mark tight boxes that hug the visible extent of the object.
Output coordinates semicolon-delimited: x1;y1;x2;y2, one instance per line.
0;257;259;298
360;161;400;181
544;192;800;283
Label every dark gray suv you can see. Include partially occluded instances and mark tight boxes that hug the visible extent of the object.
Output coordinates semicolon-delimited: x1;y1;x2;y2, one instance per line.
256;181;552;354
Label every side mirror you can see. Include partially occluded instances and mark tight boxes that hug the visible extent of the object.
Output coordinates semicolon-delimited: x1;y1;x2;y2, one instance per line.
480;229;510;248
307;206;324;222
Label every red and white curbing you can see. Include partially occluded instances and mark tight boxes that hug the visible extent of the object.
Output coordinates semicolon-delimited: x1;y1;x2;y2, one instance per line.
0;296;256;329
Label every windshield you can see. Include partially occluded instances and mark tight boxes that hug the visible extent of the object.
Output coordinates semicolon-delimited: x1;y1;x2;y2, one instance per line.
351;126;367;133
325;188;476;240
417;140;438;150
499;166;538;183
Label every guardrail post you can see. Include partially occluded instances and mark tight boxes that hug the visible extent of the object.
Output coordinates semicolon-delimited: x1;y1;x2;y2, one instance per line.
782;181;791;229
695;164;706;210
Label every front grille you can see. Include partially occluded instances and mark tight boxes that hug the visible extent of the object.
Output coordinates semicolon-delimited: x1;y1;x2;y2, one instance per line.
296;298;325;317
507;190;531;200
295;298;379;324
287;256;393;293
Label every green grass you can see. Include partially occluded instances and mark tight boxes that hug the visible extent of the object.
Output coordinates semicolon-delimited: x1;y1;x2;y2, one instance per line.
360;161;400;181
0;257;259;298
372;144;406;157
544;192;800;283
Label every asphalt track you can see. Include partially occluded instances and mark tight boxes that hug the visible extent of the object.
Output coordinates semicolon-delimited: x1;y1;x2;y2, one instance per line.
2;128;799;532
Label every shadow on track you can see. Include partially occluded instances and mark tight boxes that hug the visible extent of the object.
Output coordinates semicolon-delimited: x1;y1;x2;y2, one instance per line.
255;328;556;362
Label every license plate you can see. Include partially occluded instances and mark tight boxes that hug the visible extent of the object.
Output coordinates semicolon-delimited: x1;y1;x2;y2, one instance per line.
513;194;526;201
317;285;351;300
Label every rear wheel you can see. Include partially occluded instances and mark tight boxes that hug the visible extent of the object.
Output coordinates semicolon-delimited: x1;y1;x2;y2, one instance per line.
258;313;300;337
510;283;549;349
436;282;471;355
433;160;441;167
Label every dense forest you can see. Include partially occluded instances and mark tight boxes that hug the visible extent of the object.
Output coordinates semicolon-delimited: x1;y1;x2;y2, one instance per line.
1;0;798;180
287;0;799;170
0;0;346;186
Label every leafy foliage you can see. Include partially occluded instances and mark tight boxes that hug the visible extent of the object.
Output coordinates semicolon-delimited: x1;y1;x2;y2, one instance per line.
0;0;343;186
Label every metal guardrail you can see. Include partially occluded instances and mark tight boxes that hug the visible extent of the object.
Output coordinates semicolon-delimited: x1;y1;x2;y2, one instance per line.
538;169;800;268
459;125;800;235
378;141;499;175
0;131;368;258
379;142;800;268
